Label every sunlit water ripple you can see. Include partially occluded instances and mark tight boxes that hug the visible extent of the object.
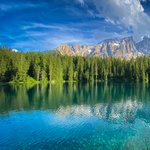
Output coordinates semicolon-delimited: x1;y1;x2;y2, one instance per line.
0;83;150;149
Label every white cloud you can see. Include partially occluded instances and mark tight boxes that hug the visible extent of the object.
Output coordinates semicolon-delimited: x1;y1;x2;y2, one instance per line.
11;27;132;51
0;2;46;11
21;23;79;32
10;30;96;51
12;49;18;52
77;0;150;39
15;20;132;50
77;0;85;5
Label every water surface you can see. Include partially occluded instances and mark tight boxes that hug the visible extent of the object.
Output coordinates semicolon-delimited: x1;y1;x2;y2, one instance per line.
0;83;150;150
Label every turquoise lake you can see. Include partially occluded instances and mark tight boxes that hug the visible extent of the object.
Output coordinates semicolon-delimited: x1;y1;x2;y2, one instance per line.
0;83;150;150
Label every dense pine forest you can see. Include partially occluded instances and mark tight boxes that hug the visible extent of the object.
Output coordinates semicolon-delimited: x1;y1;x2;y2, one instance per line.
0;48;150;83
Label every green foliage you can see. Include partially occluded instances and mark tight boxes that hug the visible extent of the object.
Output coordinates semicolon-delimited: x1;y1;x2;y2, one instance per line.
1;48;150;83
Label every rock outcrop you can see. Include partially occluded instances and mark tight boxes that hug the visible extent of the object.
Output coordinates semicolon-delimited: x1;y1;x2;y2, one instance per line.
55;36;147;58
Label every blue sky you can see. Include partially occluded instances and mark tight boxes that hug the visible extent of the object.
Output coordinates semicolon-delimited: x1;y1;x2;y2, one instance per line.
0;0;150;51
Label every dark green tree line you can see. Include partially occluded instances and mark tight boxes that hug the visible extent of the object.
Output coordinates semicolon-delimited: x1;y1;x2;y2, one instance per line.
0;48;150;83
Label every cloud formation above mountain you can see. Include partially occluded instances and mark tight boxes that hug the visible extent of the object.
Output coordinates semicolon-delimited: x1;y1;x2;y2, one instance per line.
77;0;150;39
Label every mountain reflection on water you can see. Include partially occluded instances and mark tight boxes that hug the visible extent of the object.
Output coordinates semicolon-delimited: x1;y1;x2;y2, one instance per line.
0;83;150;149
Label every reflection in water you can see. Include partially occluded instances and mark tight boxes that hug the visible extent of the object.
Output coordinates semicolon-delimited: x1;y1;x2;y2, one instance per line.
0;82;150;113
56;100;143;123
0;83;150;149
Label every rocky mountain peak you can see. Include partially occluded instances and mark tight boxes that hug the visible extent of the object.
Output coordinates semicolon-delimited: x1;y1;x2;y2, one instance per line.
136;36;150;54
55;36;146;59
57;44;73;55
143;36;150;40
121;36;134;41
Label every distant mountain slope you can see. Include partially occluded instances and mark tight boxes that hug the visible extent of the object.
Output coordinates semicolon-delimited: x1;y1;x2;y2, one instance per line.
55;36;146;59
136;36;150;55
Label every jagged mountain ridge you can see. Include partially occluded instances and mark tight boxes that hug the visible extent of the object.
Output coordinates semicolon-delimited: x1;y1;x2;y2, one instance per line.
56;36;150;58
136;36;150;55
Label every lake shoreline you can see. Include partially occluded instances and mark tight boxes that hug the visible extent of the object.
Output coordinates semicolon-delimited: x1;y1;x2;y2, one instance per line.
0;80;149;87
